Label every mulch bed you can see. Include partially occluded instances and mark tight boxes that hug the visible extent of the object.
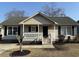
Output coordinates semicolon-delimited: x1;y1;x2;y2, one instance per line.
10;50;30;57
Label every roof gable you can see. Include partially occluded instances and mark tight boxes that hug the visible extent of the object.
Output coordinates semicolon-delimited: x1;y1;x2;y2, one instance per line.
23;14;54;25
19;12;57;24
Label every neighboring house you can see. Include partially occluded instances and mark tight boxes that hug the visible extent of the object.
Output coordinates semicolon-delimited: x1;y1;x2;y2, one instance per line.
0;12;78;44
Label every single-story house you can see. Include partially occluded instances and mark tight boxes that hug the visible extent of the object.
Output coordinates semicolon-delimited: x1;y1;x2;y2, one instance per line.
0;12;78;44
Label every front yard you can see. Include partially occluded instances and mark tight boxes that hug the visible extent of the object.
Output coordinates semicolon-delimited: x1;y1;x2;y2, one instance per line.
0;43;79;57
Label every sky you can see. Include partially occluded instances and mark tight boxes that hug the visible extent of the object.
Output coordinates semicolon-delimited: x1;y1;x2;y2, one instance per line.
0;2;79;23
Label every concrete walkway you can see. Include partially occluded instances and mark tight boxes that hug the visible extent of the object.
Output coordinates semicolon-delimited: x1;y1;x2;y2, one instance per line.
22;45;54;48
0;43;54;54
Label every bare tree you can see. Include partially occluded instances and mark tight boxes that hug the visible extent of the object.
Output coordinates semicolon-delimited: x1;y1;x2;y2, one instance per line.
16;34;23;52
5;9;25;52
5;9;25;19
41;3;65;17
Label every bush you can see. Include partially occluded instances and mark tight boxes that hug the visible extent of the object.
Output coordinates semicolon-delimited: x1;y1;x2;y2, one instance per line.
73;35;79;43
58;35;65;43
53;35;65;45
55;35;65;43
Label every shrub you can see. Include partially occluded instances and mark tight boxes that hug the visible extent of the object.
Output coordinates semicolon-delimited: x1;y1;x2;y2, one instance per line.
58;35;65;43
74;35;79;43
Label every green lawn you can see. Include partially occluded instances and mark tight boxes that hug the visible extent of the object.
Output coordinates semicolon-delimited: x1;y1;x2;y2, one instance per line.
1;43;79;57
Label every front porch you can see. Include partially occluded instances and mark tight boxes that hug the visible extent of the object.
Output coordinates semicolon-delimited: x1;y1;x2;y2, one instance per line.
22;25;55;45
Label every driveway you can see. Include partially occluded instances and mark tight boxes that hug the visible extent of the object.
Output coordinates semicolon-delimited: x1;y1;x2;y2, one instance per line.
0;43;18;54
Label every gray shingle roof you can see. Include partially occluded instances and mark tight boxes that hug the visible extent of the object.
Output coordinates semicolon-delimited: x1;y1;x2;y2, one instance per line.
48;17;78;25
1;17;28;25
1;13;78;26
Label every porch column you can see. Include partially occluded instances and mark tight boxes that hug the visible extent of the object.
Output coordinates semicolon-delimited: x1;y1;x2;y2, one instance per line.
66;26;67;35
23;24;24;36
54;25;56;41
74;26;77;36
38;24;39;41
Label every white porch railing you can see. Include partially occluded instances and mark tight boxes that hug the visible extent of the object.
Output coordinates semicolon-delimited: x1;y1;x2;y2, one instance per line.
23;32;43;41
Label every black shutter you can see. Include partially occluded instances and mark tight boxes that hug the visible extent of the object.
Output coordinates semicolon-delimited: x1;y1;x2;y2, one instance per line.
77;26;79;35
58;26;61;35
4;26;7;36
72;26;74;36
18;26;20;35
29;26;31;32
36;26;38;32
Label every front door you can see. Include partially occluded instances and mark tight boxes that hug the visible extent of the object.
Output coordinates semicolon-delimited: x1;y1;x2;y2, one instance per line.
43;26;48;37
43;26;51;44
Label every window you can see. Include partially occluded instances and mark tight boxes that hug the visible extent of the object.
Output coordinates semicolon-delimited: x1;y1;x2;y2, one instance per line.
24;26;38;32
31;26;36;32
24;26;29;32
61;26;66;35
8;27;12;35
61;26;72;35
13;27;18;35
8;26;18;35
67;26;72;35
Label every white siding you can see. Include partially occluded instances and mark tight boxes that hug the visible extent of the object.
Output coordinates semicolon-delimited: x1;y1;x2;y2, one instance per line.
48;25;54;41
1;26;4;37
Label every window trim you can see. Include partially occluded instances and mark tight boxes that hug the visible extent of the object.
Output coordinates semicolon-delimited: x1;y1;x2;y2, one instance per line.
61;26;72;36
66;26;72;35
7;26;18;35
7;27;12;35
24;26;29;32
24;26;37;33
31;26;36;32
13;26;18;35
61;26;67;35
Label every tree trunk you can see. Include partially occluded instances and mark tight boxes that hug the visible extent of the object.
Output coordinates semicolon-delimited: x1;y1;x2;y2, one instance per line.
20;43;22;52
